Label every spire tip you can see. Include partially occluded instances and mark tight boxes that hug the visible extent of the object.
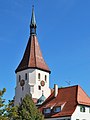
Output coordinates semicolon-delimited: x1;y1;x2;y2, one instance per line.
30;5;37;35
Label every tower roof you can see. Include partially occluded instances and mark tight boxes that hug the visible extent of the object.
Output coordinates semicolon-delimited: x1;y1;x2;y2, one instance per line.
15;35;50;73
15;7;50;73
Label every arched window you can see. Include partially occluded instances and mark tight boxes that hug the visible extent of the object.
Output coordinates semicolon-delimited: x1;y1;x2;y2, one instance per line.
45;75;47;82
38;73;40;80
19;75;21;82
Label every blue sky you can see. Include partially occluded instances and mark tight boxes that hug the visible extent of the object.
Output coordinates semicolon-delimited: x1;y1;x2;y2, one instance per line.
0;0;90;101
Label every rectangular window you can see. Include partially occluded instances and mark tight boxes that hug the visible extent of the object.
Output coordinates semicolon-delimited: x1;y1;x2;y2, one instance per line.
44;108;51;114
45;75;47;82
54;106;61;113
38;73;40;80
22;86;24;91
20;98;22;103
80;106;85;112
25;73;27;80
89;107;90;113
19;75;21;82
38;85;41;90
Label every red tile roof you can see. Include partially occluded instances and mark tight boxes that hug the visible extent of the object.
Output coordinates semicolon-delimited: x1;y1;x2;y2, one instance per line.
39;85;90;118
77;86;90;106
15;35;50;73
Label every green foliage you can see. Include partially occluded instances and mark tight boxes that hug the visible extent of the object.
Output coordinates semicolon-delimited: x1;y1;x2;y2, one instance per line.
7;101;19;120
0;89;44;120
0;88;8;120
17;94;44;120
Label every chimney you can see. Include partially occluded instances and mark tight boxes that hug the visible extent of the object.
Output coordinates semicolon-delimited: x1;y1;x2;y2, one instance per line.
54;84;58;97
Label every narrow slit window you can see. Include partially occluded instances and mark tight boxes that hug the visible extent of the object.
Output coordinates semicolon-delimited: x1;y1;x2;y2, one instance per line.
25;73;27;80
20;98;22;103
45;75;47;82
19;75;21;82
22;86;24;91
38;73;40;80
38;85;41;90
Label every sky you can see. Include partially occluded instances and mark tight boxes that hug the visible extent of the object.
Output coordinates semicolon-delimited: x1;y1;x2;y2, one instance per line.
0;0;90;101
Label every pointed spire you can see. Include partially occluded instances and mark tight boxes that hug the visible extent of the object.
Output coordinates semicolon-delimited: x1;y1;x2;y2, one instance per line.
15;6;51;74
30;5;37;35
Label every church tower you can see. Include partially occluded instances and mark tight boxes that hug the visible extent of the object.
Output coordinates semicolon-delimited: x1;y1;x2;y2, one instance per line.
14;7;51;106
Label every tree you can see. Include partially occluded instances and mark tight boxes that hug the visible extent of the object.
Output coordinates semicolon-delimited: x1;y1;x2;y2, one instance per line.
6;100;19;120
17;94;44;120
0;88;8;120
0;88;18;120
0;89;44;120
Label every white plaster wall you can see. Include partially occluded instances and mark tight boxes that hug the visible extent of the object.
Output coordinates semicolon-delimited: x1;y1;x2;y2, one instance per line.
45;117;71;120
14;68;51;106
31;69;51;99
29;70;36;85
71;105;90;120
14;69;35;106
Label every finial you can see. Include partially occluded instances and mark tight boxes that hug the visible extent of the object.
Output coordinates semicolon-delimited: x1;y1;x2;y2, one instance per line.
30;5;37;35
32;5;34;9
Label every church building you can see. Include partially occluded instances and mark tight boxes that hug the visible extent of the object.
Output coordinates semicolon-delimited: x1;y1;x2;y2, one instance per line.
14;6;51;106
14;7;90;120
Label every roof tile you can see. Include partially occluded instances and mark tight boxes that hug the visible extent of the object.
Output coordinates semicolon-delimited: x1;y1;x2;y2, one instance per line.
15;35;50;73
39;85;90;118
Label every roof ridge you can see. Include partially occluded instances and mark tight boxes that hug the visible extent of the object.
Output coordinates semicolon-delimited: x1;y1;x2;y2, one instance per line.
34;36;37;67
58;85;78;90
79;85;90;98
28;36;32;67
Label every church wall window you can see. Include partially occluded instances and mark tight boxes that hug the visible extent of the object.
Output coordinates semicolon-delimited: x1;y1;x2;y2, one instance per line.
38;85;41;90
45;75;47;82
19;75;21;82
25;73;27;80
38;73;40;80
22;86;24;91
20;97;22;103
